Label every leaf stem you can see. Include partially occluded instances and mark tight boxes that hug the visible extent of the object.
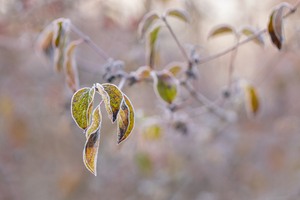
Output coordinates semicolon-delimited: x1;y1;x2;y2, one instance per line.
162;17;190;62
70;24;110;61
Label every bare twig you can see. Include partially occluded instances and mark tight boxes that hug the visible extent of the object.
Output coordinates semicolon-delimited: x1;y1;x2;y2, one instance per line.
70;24;110;61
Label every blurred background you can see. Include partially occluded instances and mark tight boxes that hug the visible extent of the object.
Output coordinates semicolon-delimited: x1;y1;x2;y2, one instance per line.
1;0;300;199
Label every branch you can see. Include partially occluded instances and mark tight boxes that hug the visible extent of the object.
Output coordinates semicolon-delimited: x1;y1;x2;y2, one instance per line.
70;24;110;61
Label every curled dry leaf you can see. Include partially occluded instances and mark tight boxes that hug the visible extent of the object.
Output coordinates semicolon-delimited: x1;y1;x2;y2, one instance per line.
152;71;178;104
165;8;190;23
208;24;237;39
52;18;71;72
83;105;102;176
148;25;161;68
83;131;100;176
267;2;293;50
36;24;55;59
243;82;260;116
71;86;95;130
64;40;82;93
239;26;264;46
96;83;123;123
117;95;135;144
138;11;160;39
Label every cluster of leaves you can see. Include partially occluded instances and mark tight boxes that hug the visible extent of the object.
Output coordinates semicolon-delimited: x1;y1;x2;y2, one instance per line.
71;83;134;175
37;1;299;176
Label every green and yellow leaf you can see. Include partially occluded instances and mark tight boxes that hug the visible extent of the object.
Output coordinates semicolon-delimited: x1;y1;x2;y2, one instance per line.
83;129;100;176
152;71;178;104
240;26;264;46
166;62;185;77
243;83;260;116
71;86;95;130
148;25;161;68
96;83;123;123
85;105;102;139
117;94;135;144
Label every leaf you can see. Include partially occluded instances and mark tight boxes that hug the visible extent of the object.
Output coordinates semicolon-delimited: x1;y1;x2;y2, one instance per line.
166;62;185;77
52;18;71;72
148;25;161;68
83;129;100;176
117;94;135;144
243;83;260;116
52;18;71;48
96;83;123;123
165;8;190;23
36;24;55;59
143;124;162;141
64;40;82;92
132;66;152;81
152;71;178;104
240;26;264;46
267;2;293;49
85;105;102;139
71;87;95;130
208;24;237;39
138;11;160;39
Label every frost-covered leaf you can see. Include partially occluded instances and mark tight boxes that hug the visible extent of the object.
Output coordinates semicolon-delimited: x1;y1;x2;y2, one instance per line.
152;71;178;104
240;26;264;46
71;87;95;130
83;129;100;176
138;11;160;39
117;94;135;144
165;8;190;23
64;40;82;92
166;62;185;77
36;24;55;59
52;18;71;72
85;105;102;139
96;83;123;123
132;66;152;80
148;25;161;67
208;24;237;39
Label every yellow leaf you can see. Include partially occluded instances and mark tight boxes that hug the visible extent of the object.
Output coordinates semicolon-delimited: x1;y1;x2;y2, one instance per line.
208;24;237;39
117;94;135;144
239;26;264;46
85;105;102;139
83;130;100;176
166;62;185;77
165;8;190;23
244;84;260;116
64;40;82;92
96;83;123;122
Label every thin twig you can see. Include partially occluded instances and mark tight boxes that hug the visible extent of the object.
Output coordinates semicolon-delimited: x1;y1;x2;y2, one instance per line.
162;17;190;62
70;24;110;61
118;76;127;90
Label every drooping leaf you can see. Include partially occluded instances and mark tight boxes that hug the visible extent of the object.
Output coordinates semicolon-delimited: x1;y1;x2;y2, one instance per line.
138;11;160;39
36;24;55;59
208;24;237;39
243;83;260;116
152;71;178;104
52;18;71;72
267;4;289;50
148;25;161;68
117;94;135;144
96;83;123;123
64;40;82;92
83;129;100;176
71;87;95;130
240;26;264;46
85;105;102;139
165;62;185;77
165;8;190;23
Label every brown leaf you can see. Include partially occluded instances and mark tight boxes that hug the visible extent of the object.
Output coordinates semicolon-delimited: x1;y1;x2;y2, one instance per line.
268;7;284;49
83;130;100;176
64;40;82;92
